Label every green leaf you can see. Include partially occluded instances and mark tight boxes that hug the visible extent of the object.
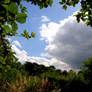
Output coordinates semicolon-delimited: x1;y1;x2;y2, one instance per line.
2;60;6;65
63;5;67;10
2;4;8;11
24;30;28;35
6;65;11;70
21;7;27;13
3;0;10;3
40;5;43;9
0;65;2;69
8;3;18;14
12;22;18;32
62;0;66;2
2;25;11;33
31;32;36;38
77;17;80;23
59;1;64;5
49;0;53;6
24;30;29;38
21;33;25;37
21;30;30;40
20;4;23;8
68;1;73;6
16;13;27;24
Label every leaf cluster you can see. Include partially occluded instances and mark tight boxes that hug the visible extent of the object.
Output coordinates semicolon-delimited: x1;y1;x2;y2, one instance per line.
59;0;92;26
0;0;36;39
24;0;53;9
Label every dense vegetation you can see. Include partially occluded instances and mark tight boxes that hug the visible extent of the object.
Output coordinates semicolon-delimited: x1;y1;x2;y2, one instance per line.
0;58;92;92
0;0;92;92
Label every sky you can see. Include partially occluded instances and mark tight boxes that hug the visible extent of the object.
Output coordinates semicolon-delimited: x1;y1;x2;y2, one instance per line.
10;0;92;70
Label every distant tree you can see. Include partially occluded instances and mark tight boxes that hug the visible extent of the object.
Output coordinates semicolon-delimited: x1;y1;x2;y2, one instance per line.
62;78;88;92
81;57;92;90
62;70;68;76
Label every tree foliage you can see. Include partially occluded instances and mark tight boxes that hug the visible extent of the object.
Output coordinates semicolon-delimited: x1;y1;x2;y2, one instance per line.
0;0;54;39
0;0;35;39
59;0;92;26
23;60;92;92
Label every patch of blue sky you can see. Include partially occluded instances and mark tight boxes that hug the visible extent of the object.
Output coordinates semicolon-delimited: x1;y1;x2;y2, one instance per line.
10;0;81;57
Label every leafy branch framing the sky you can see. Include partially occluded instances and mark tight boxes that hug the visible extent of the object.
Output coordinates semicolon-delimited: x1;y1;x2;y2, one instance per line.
0;0;92;40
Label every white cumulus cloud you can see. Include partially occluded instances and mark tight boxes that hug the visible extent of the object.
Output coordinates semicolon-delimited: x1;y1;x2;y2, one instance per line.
12;40;22;48
41;15;50;22
12;41;28;63
11;40;71;71
40;14;92;69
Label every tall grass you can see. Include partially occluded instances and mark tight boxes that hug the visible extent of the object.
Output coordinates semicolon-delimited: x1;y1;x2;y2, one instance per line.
0;75;61;92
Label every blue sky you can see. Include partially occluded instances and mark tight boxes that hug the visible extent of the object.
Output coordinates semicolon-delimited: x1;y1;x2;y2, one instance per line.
12;0;80;56
11;0;92;70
